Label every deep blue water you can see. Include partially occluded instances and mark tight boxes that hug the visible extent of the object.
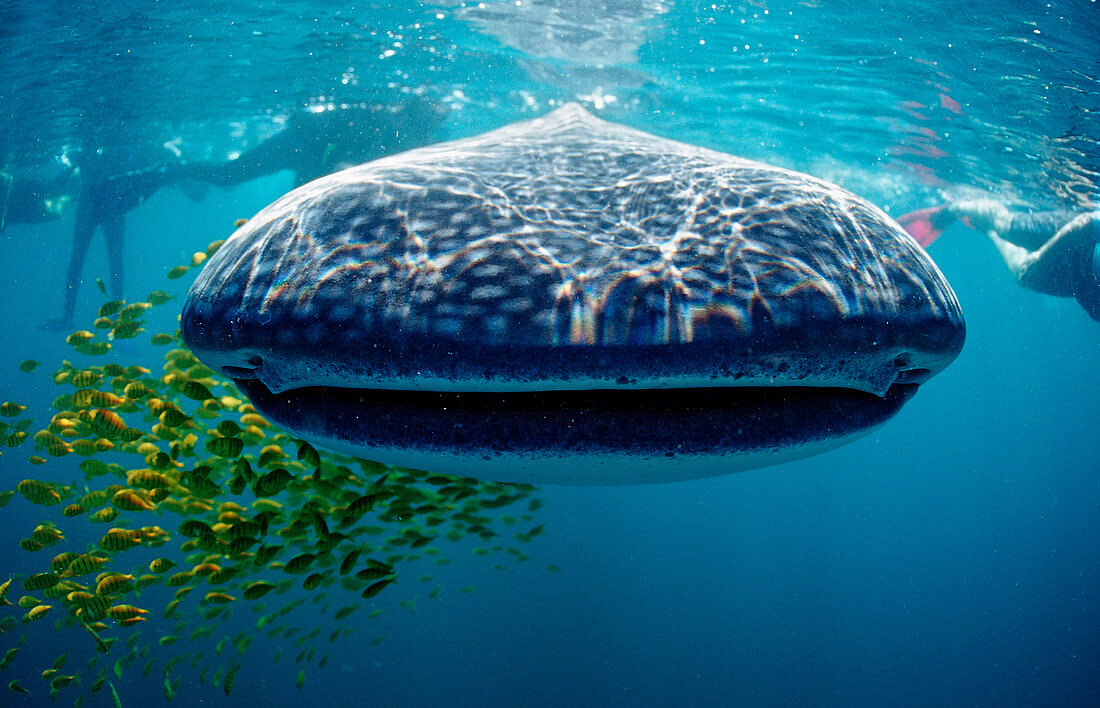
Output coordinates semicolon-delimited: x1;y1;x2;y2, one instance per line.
1;1;1098;706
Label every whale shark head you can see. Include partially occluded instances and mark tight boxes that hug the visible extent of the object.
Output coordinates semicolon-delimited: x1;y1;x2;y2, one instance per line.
181;104;965;484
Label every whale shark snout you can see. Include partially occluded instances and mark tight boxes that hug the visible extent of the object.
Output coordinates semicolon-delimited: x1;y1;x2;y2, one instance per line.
182;104;964;484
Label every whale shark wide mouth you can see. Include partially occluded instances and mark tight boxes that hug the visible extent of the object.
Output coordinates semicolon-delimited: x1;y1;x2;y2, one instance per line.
230;375;919;482
233;377;920;447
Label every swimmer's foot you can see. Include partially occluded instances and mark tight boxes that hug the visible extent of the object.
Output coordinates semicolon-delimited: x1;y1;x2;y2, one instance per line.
41;318;74;333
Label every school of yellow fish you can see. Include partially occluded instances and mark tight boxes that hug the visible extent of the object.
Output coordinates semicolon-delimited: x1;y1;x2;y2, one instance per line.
0;234;545;704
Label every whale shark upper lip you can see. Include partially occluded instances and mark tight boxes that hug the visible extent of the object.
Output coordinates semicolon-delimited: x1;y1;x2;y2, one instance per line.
183;321;957;399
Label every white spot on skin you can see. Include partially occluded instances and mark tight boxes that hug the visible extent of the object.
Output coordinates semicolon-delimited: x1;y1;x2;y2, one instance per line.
470;285;507;301
498;297;533;313
471;264;505;278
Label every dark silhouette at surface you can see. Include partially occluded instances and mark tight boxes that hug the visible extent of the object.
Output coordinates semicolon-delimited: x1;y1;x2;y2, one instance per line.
201;97;449;189
45;142;192;331
37;96;447;331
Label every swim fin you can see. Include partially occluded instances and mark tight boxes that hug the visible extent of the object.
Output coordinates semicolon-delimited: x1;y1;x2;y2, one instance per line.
897;204;957;248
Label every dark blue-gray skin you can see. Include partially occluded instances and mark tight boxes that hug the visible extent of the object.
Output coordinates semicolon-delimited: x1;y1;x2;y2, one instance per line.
182;104;964;484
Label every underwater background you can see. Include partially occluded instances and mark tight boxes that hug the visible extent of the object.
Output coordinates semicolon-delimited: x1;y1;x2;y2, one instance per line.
0;1;1097;705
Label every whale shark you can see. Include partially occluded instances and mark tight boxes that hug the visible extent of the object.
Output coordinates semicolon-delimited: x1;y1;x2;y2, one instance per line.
181;104;965;484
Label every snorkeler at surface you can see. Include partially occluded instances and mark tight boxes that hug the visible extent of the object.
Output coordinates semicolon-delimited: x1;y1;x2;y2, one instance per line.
44;141;200;331
41;97;446;330
899;199;1100;321
196;96;449;189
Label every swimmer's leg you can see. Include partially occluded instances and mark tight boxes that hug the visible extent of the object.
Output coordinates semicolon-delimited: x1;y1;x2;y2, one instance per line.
57;202;98;325
102;212;125;300
992;213;1098;297
985;232;1052;291
949;198;1012;234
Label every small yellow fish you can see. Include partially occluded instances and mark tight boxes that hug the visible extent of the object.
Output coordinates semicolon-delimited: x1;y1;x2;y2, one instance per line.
0;401;26;417
242;581;275;600
205;436;243;458
149;558;175;574
65;330;95;346
23;572;60;590
98;300;125;317
98;529;141;552
105;604;147;620
284;553;316;574
95;573;135;597
360;577;395;599
111;489;157;512
24;604;52;621
50;674;74;690
49;552;79;572
65;553;109;576
88;408;126;437
90;507;121;524
181;380;215;401
116;302;151;321
110;321;144;340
